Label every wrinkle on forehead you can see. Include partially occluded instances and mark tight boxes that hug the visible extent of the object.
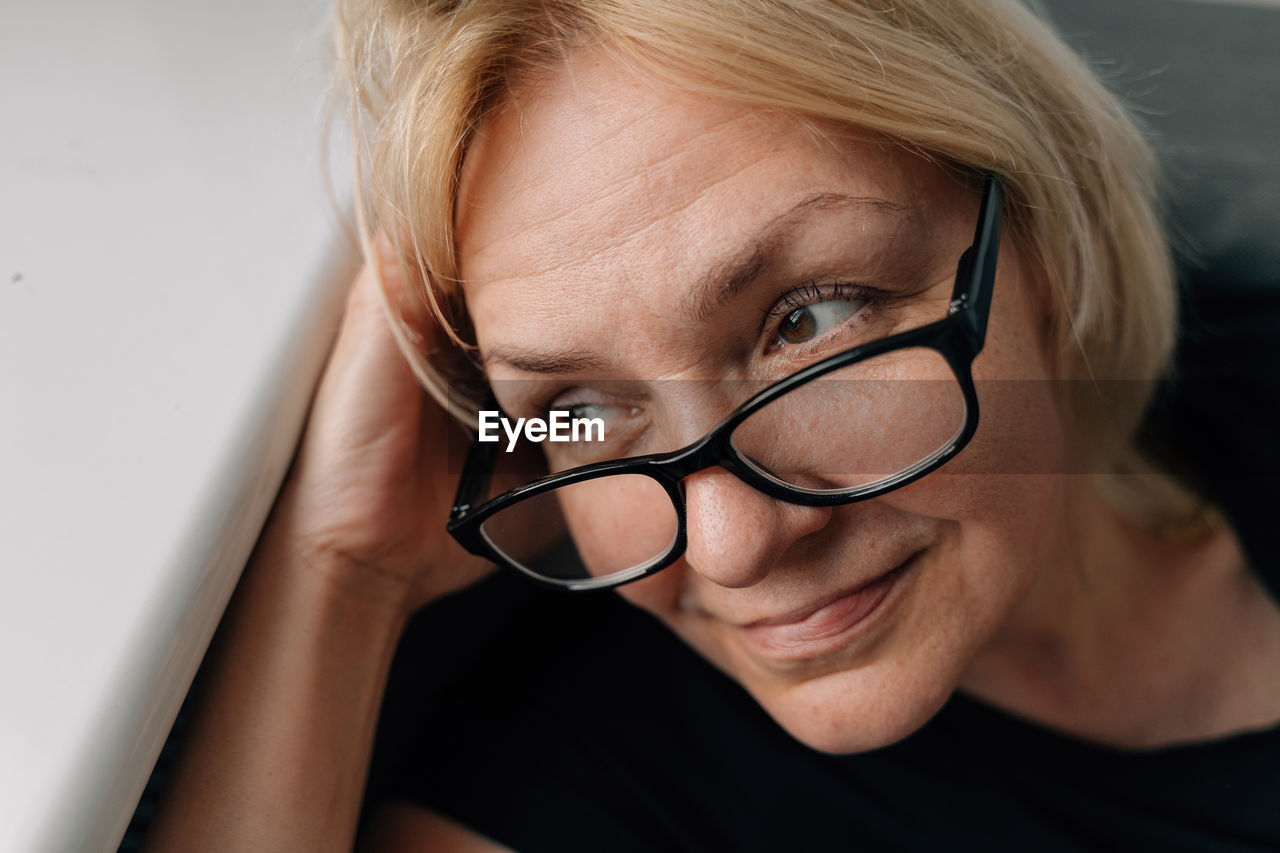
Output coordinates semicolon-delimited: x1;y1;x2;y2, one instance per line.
452;45;924;279
453;47;971;378
458;106;788;284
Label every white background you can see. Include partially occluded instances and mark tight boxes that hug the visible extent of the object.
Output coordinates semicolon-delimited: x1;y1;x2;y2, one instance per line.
0;1;356;849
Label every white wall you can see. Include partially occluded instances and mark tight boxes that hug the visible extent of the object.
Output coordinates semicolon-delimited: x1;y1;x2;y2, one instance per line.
0;2;357;849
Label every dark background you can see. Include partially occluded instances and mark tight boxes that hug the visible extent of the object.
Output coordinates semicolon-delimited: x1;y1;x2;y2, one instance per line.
1037;0;1280;597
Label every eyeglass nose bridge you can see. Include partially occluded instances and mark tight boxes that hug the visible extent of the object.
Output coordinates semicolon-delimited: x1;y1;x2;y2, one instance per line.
635;423;773;499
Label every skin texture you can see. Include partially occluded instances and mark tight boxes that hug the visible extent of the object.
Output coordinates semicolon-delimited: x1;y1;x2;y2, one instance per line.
457;49;1067;753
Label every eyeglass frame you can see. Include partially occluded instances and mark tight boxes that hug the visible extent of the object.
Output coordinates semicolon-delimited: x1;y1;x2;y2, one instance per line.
447;176;1003;591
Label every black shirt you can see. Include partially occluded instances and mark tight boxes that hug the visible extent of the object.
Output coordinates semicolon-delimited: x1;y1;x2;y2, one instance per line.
377;569;1280;853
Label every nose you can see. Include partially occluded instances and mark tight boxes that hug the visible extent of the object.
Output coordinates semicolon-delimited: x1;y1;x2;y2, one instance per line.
680;466;832;588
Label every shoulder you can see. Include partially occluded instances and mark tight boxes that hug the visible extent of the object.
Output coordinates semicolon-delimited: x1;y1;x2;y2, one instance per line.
366;573;805;851
366;574;1280;852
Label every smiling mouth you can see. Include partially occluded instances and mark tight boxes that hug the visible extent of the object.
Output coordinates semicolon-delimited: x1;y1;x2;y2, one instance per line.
734;551;921;662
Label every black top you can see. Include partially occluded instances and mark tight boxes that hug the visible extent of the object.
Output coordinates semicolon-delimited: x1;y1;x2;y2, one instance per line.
379;573;1280;853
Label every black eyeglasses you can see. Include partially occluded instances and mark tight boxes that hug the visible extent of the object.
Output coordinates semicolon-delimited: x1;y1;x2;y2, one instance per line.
448;177;1003;591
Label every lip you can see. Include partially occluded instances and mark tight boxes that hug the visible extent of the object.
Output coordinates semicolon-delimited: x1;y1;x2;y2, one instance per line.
734;552;920;662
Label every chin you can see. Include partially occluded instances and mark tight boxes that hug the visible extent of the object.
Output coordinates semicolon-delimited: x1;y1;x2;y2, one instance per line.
742;658;961;754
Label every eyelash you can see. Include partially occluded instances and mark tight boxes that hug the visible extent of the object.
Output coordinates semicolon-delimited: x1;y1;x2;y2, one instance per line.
523;280;876;416
763;280;875;346
765;280;855;317
533;391;634;425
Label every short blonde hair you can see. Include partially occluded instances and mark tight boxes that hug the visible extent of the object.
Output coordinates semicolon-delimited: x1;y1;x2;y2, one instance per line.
333;0;1208;531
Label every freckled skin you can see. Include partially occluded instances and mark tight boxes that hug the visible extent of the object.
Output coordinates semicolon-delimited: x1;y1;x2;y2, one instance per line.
457;49;1075;753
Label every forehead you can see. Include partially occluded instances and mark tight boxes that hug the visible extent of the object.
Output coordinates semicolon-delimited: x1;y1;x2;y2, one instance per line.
455;48;967;373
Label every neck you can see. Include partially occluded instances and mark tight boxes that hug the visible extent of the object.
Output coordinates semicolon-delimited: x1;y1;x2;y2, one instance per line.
957;479;1280;749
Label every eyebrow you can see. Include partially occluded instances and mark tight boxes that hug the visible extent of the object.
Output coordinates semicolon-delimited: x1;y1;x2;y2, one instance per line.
481;345;610;375
481;193;908;375
686;193;908;323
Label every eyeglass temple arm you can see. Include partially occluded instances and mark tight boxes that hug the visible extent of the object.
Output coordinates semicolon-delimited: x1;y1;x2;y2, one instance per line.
449;400;500;521
451;436;495;519
949;176;1003;349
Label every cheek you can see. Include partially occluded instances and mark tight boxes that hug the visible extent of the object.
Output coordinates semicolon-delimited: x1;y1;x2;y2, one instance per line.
880;353;1070;611
787;404;1072;748
559;475;683;578
896;238;1073;571
606;262;1074;751
614;566;686;621
889;470;1066;614
765;469;1069;752
608;455;1071;754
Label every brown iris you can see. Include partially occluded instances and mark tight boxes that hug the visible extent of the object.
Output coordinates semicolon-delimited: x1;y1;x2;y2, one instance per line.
779;307;816;344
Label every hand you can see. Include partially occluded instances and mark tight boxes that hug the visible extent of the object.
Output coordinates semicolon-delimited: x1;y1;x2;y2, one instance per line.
259;241;494;617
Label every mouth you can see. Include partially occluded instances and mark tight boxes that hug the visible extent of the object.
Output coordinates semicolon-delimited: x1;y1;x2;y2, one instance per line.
734;551;921;663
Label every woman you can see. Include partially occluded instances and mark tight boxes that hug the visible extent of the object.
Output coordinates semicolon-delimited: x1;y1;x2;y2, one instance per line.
145;0;1280;850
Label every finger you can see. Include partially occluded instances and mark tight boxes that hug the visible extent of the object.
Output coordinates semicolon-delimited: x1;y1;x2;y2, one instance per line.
304;258;432;462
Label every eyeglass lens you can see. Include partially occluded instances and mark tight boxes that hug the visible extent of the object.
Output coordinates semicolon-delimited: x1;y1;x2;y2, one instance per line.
731;346;966;494
476;345;965;585
479;473;679;585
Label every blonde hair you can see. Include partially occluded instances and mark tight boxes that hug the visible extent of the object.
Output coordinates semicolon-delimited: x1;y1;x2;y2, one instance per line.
333;0;1210;532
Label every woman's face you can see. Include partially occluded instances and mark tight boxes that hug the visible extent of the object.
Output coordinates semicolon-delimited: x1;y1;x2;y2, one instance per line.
457;49;1070;753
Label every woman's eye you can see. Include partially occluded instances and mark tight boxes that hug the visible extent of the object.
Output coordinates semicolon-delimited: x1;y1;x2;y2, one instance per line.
545;398;638;447
562;402;609;425
776;295;869;347
537;397;647;468
548;399;615;426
